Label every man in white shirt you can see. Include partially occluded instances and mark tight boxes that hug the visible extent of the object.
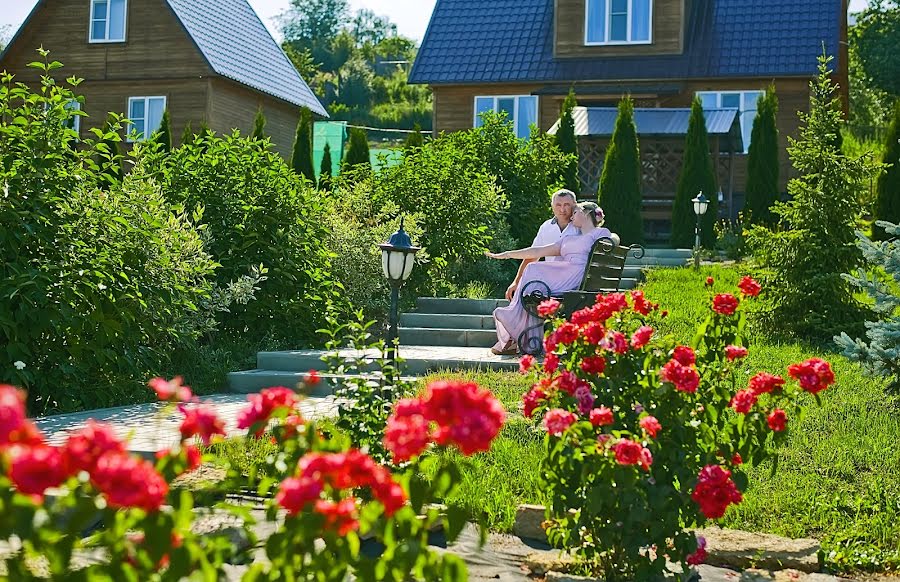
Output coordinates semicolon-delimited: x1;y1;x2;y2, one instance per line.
504;189;579;301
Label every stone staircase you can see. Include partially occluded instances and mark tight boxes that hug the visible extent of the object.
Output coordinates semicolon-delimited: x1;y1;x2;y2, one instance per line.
226;248;692;393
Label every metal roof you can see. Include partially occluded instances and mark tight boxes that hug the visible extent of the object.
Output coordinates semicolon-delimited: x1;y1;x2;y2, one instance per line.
549;107;743;152
409;0;843;85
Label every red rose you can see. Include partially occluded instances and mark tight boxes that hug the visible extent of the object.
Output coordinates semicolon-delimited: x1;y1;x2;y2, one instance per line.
612;438;643;466
0;384;27;447
581;355;607;375
519;355;535;374
423;380;506;455
605;293;628;313
686;536;708;565
601;331;629;354
315;498;359;535
639;415;662;438
544;408;577;436
537;298;561;318
737;276;762;297
63;420;126;474
179;403;226;445
522;386;546;418
8;445;69;498
748;372;786;395
691;465;743;519
589;406;614;427
148;377;193;402
730;389;757;414
236;387;299;435
630;326;654;349
767;409;787;432
384;398;430;462
731;453;743;466
629;290;658;315
544;352;559;373
639;447;653;471
724;345;749;361
705;277;714;287
91;453;168;512
673;346;696;366
660;360;700;393
712;293;739;316
555;322;580;346
305;369;321;386
582;322;606;345
787;358;835;394
276;476;324;515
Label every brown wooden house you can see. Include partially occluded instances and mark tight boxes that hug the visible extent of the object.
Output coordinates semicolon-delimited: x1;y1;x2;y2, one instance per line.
0;0;327;158
409;0;849;239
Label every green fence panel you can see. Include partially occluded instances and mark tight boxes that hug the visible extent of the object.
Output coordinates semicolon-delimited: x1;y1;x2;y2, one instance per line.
313;121;346;178
370;148;404;172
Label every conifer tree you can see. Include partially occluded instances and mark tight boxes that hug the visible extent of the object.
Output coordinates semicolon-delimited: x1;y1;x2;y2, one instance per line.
152;109;172;152
597;96;643;244
319;142;334;189
874;101;900;240
555;87;580;192
343;127;370;170
744;86;780;226
404;123;424;149
671;98;718;248
252;107;267;140
291;107;316;181
181;120;194;146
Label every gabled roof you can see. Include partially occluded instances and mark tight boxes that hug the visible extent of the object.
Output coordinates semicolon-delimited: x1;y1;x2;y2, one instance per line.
549;106;743;151
166;0;326;116
409;0;843;85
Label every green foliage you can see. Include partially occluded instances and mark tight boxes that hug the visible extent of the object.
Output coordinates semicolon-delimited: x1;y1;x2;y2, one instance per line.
744;86;780;226
404;122;424;149
279;0;350;67
251;107;267;140
874;102;900;239
671;98;718;248
848;20;893;139
96;112;124;185
151;130;343;343
555;88;580;192
854;2;900;97
180;120;194;146
152;108;172;153
290;107;316;182
714;216;748;261
342;126;370;170
597;96;643;244
319;141;333;189
748;55;882;339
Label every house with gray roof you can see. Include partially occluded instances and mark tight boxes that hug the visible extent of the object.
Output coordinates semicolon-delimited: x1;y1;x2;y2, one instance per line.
0;0;327;158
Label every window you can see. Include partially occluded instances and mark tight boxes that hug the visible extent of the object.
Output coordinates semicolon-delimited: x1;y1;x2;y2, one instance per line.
473;95;539;139
90;0;127;43
696;90;763;154
127;96;166;142
585;0;652;45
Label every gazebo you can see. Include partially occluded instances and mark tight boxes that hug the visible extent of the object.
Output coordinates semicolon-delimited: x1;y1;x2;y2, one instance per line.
550;107;743;242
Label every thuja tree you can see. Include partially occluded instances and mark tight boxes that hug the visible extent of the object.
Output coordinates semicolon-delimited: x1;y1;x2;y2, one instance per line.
343;127;371;170
555;87;580;192
291;107;316;182
748;54;881;338
252;107;267;140
671;98;718;248
152;109;172;153
404;122;425;150
874;101;900;240
319;142;334;189
744;86;780;226
598;96;643;244
836;221;900;393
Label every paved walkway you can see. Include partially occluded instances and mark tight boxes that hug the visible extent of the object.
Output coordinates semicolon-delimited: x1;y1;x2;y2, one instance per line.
33;394;342;455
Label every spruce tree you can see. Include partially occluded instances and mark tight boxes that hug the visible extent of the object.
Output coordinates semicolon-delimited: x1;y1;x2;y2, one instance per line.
291;107;316;181
597;96;643;244
874;101;900;240
555;87;580;192
152;109;172;152
404;123;424;149
744;86;780;226
181;120;194;146
671;98;718;248
748;54;880;338
319;142;334;189
343;127;370;170
252;107;267;140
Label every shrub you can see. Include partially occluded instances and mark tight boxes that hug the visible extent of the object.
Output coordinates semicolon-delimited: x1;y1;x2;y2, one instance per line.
290;107;316;182
744;86;780;226
748;55;882;339
251;106;267;140
151;130;343;344
714;216;747;260
555;88;580;192
152;108;173;153
525;281;835;580
343;126;370;170
598;96;643;244
404;122;425;149
671;98;718;248
874;102;900;239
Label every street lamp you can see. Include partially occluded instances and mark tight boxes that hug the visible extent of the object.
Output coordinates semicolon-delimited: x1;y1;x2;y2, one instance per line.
379;217;420;364
691;191;709;270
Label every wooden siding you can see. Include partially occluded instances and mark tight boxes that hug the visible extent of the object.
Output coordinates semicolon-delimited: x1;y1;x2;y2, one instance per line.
554;0;684;58
431;84;558;135
208;78;301;159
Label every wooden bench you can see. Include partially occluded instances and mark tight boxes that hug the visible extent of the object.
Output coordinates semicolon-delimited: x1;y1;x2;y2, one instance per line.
517;237;644;355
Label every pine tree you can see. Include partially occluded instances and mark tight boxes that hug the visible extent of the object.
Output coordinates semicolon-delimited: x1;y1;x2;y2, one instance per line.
555;87;580;192
744;86;780;226
597;96;643;244
319;142;334;189
748;54;880;338
291;107;316;181
181;120;194;146
152;108;172;152
671;98;718;248
404;123;424;149
343;127;370;170
252;107;267;140
874;101;900;240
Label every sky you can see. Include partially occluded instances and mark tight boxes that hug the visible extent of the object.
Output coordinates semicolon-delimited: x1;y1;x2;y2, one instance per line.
0;0;871;44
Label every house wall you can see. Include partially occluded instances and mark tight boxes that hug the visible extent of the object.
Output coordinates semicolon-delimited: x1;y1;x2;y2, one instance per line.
554;0;685;57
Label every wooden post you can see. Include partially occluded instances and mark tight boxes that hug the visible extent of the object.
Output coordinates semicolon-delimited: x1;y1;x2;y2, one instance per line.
728;149;735;220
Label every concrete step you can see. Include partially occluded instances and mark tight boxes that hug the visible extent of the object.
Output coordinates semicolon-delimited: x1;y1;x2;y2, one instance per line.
399;327;497;348
400;313;496;330
626;257;689;268
227;370;417;394
638;248;693;259
256;346;520;376
416;297;509;315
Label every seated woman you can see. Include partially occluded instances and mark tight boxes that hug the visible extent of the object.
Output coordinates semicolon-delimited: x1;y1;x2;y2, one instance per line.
485;202;613;356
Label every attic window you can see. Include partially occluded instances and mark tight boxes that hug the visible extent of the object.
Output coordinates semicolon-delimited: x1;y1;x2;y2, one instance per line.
585;0;652;45
90;0;127;43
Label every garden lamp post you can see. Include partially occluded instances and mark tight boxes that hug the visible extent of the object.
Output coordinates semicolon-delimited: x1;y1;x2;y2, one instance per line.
379;218;420;365
692;192;709;271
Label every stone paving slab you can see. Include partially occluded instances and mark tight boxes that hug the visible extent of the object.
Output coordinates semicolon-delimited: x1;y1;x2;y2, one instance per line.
33;394;343;455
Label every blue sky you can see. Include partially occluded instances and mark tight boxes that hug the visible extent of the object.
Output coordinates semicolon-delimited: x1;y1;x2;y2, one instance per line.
0;0;870;44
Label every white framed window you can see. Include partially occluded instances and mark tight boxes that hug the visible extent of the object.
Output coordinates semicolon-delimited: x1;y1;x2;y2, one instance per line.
585;0;652;45
89;0;127;43
473;95;539;140
127;96;166;142
696;90;763;154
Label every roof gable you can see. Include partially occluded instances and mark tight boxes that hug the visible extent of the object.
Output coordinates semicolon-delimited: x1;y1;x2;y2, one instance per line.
409;0;843;85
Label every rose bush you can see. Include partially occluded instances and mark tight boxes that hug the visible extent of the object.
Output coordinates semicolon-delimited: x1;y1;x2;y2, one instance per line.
523;284;835;580
0;378;504;580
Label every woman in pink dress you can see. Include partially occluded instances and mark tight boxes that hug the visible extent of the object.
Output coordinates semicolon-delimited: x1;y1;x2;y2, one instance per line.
485;202;613;355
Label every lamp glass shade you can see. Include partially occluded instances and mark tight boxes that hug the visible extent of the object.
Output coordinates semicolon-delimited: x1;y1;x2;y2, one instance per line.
382;248;416;282
692;193;709;216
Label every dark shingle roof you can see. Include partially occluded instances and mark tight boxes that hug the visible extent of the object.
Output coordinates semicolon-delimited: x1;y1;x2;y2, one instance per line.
167;0;327;116
409;0;843;85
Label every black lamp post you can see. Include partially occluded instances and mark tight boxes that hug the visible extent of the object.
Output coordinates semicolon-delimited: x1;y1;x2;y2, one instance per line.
379;218;420;364
691;191;709;270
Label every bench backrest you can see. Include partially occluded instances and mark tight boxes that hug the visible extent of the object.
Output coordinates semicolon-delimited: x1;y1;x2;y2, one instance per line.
578;237;636;294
